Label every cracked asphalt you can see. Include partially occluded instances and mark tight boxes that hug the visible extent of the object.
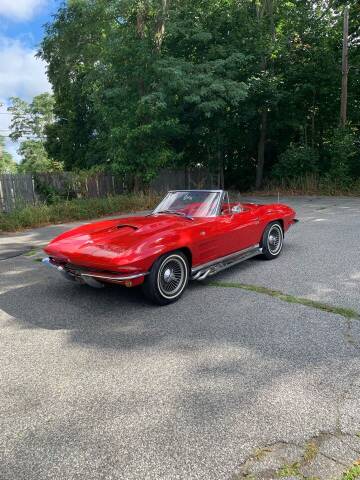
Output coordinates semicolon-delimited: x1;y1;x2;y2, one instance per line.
0;196;360;480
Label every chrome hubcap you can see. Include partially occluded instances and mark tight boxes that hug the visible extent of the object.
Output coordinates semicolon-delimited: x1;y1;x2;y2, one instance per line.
269;235;277;246
158;255;187;299
163;268;173;283
267;225;283;255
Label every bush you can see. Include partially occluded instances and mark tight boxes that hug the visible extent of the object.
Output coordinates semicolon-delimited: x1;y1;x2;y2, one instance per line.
0;193;161;232
322;127;359;188
272;144;319;182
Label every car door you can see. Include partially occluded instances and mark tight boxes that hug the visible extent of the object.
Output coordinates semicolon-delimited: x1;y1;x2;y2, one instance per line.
191;207;262;265
216;207;262;254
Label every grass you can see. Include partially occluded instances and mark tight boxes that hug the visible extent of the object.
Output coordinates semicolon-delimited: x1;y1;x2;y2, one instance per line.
303;441;319;463
253;447;272;461
249;174;360;197
341;463;360;480
276;461;301;477
0;193;160;232
209;281;360;321
24;248;38;256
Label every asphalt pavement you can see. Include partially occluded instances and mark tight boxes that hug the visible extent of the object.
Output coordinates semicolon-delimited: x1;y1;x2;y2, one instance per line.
0;196;360;480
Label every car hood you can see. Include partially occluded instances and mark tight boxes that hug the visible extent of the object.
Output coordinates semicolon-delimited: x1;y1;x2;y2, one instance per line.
44;214;194;268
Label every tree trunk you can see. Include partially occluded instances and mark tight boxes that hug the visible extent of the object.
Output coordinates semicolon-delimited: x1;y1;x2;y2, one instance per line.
155;0;170;52
217;148;224;189
133;173;143;193
340;6;349;127
256;110;267;189
255;0;274;190
311;89;316;149
136;1;145;39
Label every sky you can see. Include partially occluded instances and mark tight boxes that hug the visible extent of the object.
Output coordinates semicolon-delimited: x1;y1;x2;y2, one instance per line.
0;0;61;161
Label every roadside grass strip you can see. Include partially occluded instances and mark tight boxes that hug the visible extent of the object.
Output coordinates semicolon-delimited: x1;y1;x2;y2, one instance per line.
0;193;160;232
209;281;360;321
24;248;38;256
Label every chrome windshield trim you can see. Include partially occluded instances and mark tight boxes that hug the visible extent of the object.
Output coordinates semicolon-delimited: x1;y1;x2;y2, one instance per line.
167;189;224;193
153;190;224;218
191;244;261;274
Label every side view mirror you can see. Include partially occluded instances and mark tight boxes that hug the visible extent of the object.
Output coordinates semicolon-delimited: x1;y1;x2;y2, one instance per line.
231;205;242;214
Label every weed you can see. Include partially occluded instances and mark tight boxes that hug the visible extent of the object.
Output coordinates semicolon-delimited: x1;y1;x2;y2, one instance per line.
303;441;319;463
341;463;360;480
209;282;360;321
231;474;255;480
253;447;272;461
24;248;38;256
276;461;301;477
0;193;160;232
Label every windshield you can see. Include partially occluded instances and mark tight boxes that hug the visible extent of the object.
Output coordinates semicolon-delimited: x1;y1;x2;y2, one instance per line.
153;190;222;218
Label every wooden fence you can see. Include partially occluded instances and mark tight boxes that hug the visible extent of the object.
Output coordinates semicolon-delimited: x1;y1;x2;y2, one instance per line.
0;169;219;213
35;172;126;199
0;174;36;213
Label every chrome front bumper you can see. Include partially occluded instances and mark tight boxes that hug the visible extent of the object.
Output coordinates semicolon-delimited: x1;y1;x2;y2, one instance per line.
42;257;148;287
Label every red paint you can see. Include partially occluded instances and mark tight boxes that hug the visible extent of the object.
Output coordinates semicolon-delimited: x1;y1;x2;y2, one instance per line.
44;199;297;286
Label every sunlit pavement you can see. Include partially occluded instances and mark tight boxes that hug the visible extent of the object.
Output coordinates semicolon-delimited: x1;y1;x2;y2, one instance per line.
1;196;360;480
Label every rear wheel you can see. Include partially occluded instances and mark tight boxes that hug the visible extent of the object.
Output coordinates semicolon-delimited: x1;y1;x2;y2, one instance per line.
261;222;284;260
142;251;189;305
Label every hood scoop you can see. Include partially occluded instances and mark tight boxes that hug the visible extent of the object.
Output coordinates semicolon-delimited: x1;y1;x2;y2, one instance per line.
116;224;138;230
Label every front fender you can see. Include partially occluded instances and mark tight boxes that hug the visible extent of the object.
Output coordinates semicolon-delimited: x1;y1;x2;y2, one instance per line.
114;230;194;273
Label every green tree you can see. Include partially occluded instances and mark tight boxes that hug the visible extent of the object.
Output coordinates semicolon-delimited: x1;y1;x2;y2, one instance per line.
7;93;61;173
39;0;360;190
0;136;17;173
8;93;55;141
17;140;63;173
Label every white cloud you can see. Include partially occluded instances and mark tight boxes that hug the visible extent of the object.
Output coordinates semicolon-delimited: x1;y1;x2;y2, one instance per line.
0;0;48;22
0;36;52;162
0;36;51;100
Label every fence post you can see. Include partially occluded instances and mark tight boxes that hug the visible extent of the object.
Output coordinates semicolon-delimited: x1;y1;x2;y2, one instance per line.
112;175;115;195
31;175;36;205
0;176;3;213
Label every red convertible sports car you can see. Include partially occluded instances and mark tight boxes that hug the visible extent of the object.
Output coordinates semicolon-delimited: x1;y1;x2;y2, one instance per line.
43;190;298;305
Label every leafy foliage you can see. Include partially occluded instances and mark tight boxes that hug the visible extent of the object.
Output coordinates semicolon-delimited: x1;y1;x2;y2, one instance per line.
8;93;55;142
273;145;319;181
0;136;17;173
7;94;62;173
17;141;63;173
0;193;160;232
36;0;360;190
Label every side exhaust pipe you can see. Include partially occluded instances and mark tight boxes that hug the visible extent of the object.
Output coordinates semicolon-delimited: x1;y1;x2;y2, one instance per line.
196;268;212;281
191;245;263;282
81;276;105;289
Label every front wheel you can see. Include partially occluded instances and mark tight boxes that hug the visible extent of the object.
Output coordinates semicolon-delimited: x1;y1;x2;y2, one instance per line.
261;222;284;260
142;251;189;305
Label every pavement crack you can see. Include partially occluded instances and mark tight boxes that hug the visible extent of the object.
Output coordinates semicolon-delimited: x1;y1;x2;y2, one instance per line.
232;431;360;479
209;281;360;321
344;318;360;351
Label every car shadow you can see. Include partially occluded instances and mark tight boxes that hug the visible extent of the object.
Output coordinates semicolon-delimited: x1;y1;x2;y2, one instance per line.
0;255;356;363
1;255;360;459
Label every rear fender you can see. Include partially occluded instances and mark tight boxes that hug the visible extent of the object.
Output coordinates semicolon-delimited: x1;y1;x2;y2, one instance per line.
257;204;296;233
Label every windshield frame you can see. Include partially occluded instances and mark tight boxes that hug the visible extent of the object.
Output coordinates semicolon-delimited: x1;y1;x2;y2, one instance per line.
153;190;224;218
